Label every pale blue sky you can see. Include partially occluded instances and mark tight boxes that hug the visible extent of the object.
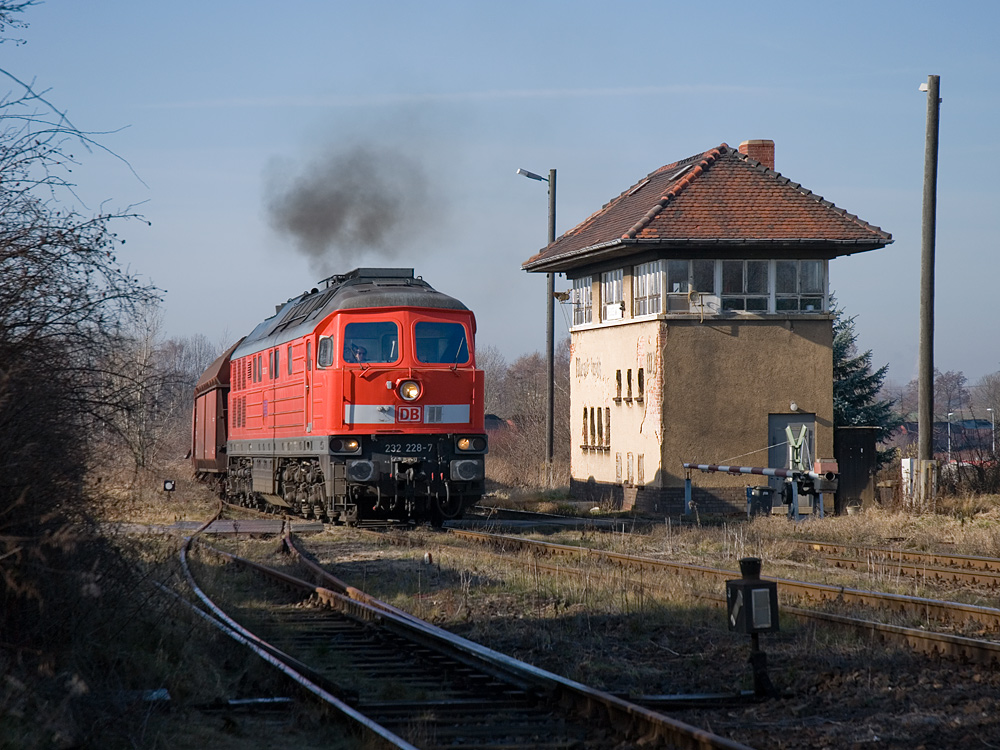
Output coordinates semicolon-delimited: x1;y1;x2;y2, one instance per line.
8;1;999;382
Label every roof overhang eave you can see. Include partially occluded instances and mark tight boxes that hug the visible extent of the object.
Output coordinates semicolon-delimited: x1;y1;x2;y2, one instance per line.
522;237;893;273
522;238;633;273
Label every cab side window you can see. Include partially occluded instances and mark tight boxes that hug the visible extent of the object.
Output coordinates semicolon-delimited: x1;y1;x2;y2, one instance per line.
317;336;334;368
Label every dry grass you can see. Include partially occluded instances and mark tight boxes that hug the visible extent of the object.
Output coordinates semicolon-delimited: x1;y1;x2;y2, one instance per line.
87;457;221;526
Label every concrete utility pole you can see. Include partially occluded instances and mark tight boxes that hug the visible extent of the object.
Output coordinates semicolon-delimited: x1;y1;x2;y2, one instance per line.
918;74;941;463
545;169;557;488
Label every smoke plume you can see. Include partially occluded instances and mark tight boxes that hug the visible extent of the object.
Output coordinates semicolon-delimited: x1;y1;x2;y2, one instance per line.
265;145;433;274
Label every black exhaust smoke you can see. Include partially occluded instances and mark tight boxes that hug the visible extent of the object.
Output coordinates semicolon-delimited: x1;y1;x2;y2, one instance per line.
265;144;433;274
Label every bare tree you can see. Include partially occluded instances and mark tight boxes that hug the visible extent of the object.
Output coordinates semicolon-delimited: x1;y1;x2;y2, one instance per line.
486;339;571;489
935;370;969;416
0;5;160;665
972;371;1000;417
156;333;223;456
882;379;913;421
100;302;169;479
902;368;971;420
476;343;507;417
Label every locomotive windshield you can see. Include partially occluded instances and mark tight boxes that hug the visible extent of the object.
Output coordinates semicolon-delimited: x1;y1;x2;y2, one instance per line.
414;321;469;364
343;321;399;363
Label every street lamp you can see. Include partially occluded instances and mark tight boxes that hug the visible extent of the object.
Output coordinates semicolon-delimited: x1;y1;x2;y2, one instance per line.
947;412;954;465
988;407;996;455
517;167;556;487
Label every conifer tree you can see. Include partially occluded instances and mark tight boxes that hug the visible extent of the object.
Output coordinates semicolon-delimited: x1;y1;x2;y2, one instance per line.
832;303;901;466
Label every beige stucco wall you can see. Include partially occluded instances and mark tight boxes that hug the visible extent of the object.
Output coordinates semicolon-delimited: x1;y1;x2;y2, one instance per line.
570;315;833;493
570;319;664;493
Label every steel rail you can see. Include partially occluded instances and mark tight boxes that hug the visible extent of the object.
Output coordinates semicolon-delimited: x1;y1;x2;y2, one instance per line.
196;535;756;750
785;604;1000;664
157;579;417;749
798;539;1000;574
446;528;1000;631
175;535;418;748
817;553;1000;588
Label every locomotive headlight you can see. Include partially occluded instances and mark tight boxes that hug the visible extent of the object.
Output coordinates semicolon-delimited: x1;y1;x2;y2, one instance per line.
331;437;361;454
398;380;421;401
457;436;487;452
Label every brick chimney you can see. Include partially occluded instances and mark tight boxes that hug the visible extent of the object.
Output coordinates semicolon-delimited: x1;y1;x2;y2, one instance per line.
738;139;775;170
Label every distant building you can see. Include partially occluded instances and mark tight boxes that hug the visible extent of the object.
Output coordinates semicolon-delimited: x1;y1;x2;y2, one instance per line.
522;140;892;513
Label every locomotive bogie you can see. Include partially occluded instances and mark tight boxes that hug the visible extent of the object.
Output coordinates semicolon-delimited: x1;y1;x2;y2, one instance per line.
225;432;485;524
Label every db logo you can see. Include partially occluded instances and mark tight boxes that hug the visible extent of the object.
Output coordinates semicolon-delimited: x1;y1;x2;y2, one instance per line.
397;406;423;423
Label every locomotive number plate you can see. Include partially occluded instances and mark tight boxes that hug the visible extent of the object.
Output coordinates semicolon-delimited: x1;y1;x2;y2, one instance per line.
383;443;432;455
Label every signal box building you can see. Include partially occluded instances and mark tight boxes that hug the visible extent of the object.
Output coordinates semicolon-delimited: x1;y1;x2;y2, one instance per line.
522;141;892;513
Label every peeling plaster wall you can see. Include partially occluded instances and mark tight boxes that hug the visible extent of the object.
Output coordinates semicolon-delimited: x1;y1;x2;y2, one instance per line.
570;319;663;497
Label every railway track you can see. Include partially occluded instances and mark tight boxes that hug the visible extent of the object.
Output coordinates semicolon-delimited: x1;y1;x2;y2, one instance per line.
436;528;1000;664
796;539;1000;586
209;502;1000;662
171;526;754;749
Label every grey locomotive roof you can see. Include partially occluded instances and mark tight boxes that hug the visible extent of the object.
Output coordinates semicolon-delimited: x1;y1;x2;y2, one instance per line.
232;268;469;358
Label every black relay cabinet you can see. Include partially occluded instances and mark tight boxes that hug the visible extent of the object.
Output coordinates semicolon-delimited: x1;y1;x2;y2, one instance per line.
726;557;780;697
726;563;779;634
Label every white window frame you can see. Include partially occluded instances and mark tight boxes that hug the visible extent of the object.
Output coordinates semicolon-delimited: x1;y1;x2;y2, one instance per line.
571;276;593;326
775;259;828;313
601;269;624;321
633;260;664;317
720;259;770;312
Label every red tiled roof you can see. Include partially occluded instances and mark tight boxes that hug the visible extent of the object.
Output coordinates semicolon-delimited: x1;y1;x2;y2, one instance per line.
522;143;892;273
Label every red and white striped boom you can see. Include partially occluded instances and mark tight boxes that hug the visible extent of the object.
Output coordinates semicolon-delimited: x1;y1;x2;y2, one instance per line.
682;463;837;482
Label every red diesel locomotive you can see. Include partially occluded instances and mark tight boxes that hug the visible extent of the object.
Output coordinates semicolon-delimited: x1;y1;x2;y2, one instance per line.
192;268;487;525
